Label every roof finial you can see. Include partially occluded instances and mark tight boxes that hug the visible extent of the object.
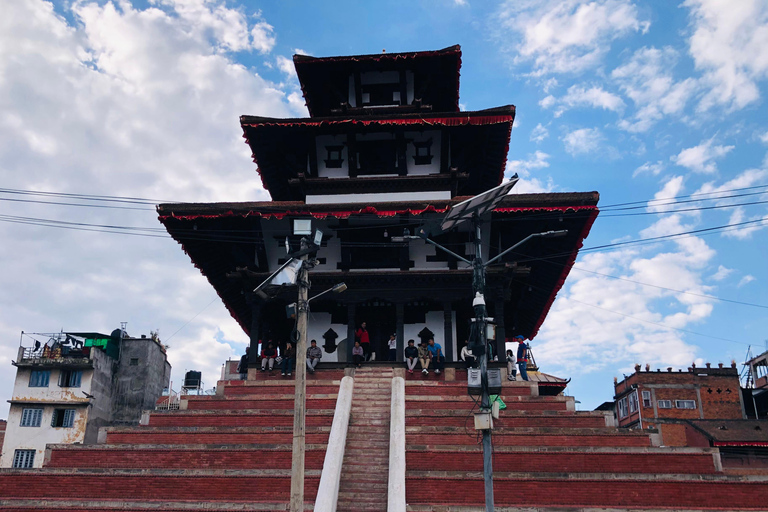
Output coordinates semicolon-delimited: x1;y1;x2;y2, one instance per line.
382;49;386;53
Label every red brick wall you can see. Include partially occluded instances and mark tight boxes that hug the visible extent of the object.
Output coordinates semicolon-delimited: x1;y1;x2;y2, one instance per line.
47;448;325;470
406;451;717;474
660;423;688;446
404;478;768;508
0;475;319;502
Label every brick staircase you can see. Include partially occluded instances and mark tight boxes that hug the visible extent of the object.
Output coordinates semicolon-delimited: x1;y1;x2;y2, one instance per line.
0;371;344;511
404;370;768;511
336;366;392;512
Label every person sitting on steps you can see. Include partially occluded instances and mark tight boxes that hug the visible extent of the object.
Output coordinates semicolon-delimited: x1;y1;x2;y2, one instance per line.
306;339;322;373
506;349;517;381
417;340;431;374
427;338;445;375
352;341;364;368
404;339;419;374
281;342;295;377
261;342;277;372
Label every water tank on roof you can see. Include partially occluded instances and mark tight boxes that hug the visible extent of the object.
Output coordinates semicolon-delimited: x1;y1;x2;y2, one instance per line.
184;371;202;388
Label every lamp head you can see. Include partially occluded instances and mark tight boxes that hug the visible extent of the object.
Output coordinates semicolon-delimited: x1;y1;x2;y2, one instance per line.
332;282;347;293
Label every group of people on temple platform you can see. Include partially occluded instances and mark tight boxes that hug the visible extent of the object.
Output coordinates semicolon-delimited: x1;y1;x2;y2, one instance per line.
236;340;325;378
237;327;530;380
459;335;530;382
402;338;445;374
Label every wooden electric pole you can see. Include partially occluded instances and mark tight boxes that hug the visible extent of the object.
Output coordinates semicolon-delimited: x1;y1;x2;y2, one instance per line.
289;248;309;512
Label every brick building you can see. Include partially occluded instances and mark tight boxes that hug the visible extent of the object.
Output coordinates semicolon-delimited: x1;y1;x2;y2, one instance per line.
0;328;171;469
614;362;745;446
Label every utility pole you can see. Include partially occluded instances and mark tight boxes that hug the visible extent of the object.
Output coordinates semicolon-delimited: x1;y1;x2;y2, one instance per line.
470;216;494;512
289;243;309;512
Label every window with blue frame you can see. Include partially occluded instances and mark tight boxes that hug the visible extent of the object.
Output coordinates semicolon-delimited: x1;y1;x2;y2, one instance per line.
29;370;50;387
58;369;82;388
20;408;43;427
51;408;76;428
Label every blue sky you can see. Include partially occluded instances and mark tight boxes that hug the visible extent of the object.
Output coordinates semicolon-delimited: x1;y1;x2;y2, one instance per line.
0;0;766;412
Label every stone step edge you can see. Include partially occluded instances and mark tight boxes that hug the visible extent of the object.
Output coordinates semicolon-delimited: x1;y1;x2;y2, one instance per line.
150;409;335;416
404;426;649;436
48;443;328;451
0;499;304;511
405;445;717;454
0;468;322;477
102;426;332;433
405;470;768;482
406;507;759;512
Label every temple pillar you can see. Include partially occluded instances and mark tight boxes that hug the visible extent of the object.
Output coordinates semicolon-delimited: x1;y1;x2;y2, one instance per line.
443;302;454;361
248;300;262;366
396;303;405;362
494;299;506;362
345;303;356;363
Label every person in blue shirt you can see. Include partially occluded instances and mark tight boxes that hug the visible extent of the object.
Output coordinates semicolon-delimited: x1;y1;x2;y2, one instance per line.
515;335;529;381
427;338;445;375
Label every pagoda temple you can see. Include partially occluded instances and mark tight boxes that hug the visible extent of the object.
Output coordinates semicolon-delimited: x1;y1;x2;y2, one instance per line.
157;45;599;365
2;45;768;512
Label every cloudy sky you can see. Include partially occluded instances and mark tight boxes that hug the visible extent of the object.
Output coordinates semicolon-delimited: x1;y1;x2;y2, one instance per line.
1;0;766;413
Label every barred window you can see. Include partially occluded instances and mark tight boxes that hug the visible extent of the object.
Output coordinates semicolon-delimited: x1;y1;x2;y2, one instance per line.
20;408;43;427
51;408;76;428
12;450;35;469
58;369;82;387
676;400;696;409
29;370;50;387
657;400;672;409
641;390;652;407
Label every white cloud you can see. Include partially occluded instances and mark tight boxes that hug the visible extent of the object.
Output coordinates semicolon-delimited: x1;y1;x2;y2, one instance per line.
497;0;650;76
535;226;715;373
562;127;602;155
671;137;734;174
633;161;665;177
530;123;549;143
506;151;554;193
540;84;624;116
276;55;294;76
453;0;469;6
684;0;768;111
249;14;277;54
612;47;698;132
760;131;768;144
738;275;756;287
711;265;734;281
647;176;685;213
0;0;297;414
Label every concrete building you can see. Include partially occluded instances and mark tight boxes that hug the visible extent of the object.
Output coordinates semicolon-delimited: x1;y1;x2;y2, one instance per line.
614;362;745;446
0;328;171;468
744;348;768;418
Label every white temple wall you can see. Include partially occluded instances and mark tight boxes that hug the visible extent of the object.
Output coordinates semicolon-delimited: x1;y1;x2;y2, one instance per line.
306;312;346;363
316;134;349;178
404;130;441;176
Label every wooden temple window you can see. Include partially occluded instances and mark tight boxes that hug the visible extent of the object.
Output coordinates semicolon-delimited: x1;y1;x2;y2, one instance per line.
360;83;401;107
412;139;433;165
324;145;344;168
356;140;398;175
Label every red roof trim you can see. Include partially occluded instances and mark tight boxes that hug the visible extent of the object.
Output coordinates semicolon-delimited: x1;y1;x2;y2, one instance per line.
242;113;513;130
158;204;596;222
528;208;600;340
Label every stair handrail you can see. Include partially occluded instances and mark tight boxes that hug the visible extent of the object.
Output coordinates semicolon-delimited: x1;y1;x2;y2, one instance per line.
314;375;354;512
388;376;406;512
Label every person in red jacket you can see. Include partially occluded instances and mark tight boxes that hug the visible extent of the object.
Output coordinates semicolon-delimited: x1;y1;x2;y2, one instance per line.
355;321;371;361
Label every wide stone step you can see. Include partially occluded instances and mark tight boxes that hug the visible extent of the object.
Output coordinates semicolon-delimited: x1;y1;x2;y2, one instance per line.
0;499;315;511
404;471;768;510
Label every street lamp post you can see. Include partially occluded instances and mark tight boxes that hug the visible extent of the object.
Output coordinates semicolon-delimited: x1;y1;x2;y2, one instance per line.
394;222;566;512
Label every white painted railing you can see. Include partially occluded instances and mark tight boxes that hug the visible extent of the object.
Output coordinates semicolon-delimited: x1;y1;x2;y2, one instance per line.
314;375;354;512
388;376;406;512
